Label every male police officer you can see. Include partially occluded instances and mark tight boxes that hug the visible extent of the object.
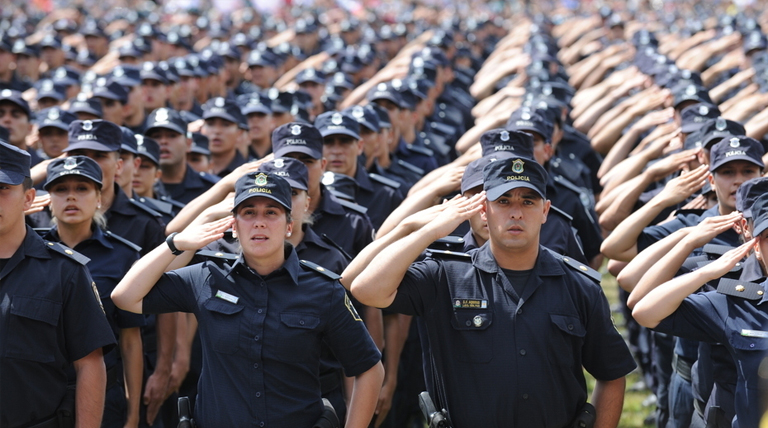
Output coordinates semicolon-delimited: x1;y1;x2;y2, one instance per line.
349;156;636;427
0;141;115;427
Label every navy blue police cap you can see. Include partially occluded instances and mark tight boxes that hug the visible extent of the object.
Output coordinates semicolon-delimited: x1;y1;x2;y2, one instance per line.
480;128;536;158
190;132;211;155
233;171;292;212
369;104;391;128
37;107;77;131
110;65;142;87
321;171;359;201
344;105;380;133
462;152;515;194
0;89;31;117
51;66;81;87
140;61;169;85
505;109;553;143
120;126;138;154
749;193;768;237
36;79;67;101
202;97;246;127
240;93;272;116
680;102;721;133
92;78;129;104
0;141;31;185
44;155;103;190
296;68;326;85
272;122;324;159
366;81;404;108
737;177;768;218
136;134;161;165
69;94;103;118
315;111;360;140
258;157;308;191
673;84;712;107
67;119;122;152
709;135;765;172
146;107;187;136
483;156;548;201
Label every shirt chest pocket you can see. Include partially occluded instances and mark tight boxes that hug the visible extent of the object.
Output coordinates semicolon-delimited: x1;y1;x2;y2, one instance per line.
729;331;768;387
549;314;586;353
5;296;62;363
202;298;244;354
449;310;493;363
272;312;321;363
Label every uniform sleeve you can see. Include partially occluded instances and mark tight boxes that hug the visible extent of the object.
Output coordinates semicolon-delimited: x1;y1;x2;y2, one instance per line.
581;287;638;381
62;265;117;362
351;213;374;256
386;259;441;316
653;292;729;344
140;217;167;257
142;264;205;314
322;283;381;377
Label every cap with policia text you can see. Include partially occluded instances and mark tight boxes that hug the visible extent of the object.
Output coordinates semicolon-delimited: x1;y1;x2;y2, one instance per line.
44;155;103;190
462;152;515;194
146;108;188;136
709;135;765;171
66;120;122;152
258;157;309;191
505;109;553;143
480;129;535;158
0;141;31;185
0;89;31;117
680;102;720;133
272;122;324;159
202;97;246;127
483;156;548;201
37;107;76;131
233;171;292;211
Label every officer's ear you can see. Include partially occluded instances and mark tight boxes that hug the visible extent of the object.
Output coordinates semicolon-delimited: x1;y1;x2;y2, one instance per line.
23;186;36;211
541;199;551;224
480;200;488;221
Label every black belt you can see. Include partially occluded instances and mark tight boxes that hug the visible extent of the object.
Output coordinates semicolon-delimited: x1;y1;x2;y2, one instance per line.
106;365;120;390
320;370;342;395
673;354;694;383
22;415;60;428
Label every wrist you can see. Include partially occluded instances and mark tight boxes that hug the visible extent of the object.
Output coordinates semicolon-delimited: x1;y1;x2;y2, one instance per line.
166;233;185;255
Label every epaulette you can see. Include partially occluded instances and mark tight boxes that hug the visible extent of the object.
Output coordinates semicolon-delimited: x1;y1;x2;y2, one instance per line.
33;227;52;236
428;121;456;136
682;255;709;272
105;230;143;253
422;134;452;157
369;173;401;190
321;234;353;261
425;248;471;259
397;159;424;175
196;249;239;261
44;241;90;265
561;254;602;282
549;205;574;222
673;209;707;217
406;143;434;157
135;196;175;216
336;198;368;215
551;157;583;183
717;278;764;300
199;172;221;185
158;195;186;210
429;235;466;252
697;259;744;274
300;259;341;280
552;174;591;208
129;198;163;217
703;244;736;258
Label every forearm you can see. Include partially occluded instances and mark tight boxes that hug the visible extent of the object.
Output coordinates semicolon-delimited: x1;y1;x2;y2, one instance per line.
710;71;749;103
598;128;642;179
591;110;639;155
382;314;408;385
591;377;625;428
617;228;690;293
627;235;698;309
120;328;144;427
154;313;177;377
112;242;178;313
600;198;669;261
632;268;714;328
600;152;653;197
363;306;384;351
74;349;106;428
599;173;655;230
165;181;231;234
341;222;414;289
345;362;385;428
572;92;619;134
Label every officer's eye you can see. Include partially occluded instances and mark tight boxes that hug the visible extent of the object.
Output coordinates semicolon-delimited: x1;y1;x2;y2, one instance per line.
291;190;299;197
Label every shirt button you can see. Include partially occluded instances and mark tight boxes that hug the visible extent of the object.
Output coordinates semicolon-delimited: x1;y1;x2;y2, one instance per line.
260;282;266;287
750;343;755;348
519;349;526;356
516;309;522;315
260;423;265;427
254;336;260;341
299;320;305;325
256;392;261;397
568;324;574;331
253;363;259;369
257;309;263;314
465;320;472;327
522;393;529;399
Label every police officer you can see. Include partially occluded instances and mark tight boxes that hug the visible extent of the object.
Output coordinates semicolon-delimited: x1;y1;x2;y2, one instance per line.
348;156;636;427
201;97;248;177
0;141;115;427
112;171;384;427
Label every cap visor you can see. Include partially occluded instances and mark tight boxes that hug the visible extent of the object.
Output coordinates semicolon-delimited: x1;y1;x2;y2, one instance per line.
146;123;185;136
753;217;768;238
274;145;322;160
486;182;545;201
319;128;360;140
681;122;706;134
233;193;291;212
44;171;102;190
202;112;238;124
65;141;117;153
0;171;25;185
711;155;765;172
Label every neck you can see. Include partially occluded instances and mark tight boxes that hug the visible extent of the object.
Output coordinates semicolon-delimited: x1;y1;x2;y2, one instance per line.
718;203;734;216
401;127;415;144
243;250;285;277
120;182;133;198
101;183;117;212
0;220;27;258
124;110;145;128
490;241;539;271
250;138;271;158
209;150;236;175
174;98;193;112
162;162;187;184
473;231;488;247
287;225;304;247
57;221;94;248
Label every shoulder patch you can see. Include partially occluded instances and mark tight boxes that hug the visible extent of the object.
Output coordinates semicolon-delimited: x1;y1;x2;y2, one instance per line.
129;198;163;217
429;236;466;252
336;198;368;215
717;278;764;300
196;249;239;261
300;259;342;280
697;259;744;274
105;230;143;252
548;205;574;222
673;208;707;217
320;234;353;261
406;144;434;157
702;244;736;257
561;255;601;282
397;159;425;175
158;195;186;210
91;281;106;314
45;241;90;265
369;173;401;189
425;248;472;259
33;227;52;236
344;293;363;321
137;197;175;215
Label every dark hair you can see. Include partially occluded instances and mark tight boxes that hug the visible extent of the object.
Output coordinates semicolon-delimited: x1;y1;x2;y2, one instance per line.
22;177;33;190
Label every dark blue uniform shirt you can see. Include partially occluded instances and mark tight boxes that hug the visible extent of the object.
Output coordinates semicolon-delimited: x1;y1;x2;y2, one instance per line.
353;161;404;230
638;205;739;253
654;283;768;428
395;137;438;174
143;245;381;428
157;164;220;205
0;226;115;427
105;184;166;257
215;150;247;178
312;184;374;256
387;243;636;428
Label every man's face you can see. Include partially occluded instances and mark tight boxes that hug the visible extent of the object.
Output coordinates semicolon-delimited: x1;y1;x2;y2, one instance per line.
299;81;325;105
41;47;64;70
127;85;144;116
96;97;125;125
187;152;209;173
0;102;32;148
0;182;34;238
177;76;197;105
483;188;550;252
283;152;327;194
66;149;122;190
0;50;14;74
146;128;189;169
248;65;277;88
711;160;762;213
359;127;379;160
142;79;168;111
117;152;140;191
246;112;274;143
39;127;69;158
202;117;240;155
15;55;40;78
323;134;363;178
84;35;108;56
531;133;553;165
224;57;241;85
271;111;293;128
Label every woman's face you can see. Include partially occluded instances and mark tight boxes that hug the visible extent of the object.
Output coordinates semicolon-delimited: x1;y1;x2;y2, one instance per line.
290;189;310;226
49;176;101;227
233;197;293;260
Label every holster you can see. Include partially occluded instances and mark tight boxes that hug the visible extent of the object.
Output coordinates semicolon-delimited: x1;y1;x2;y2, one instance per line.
570;402;596;428
312;398;340;428
418;391;451;428
177;396;196;428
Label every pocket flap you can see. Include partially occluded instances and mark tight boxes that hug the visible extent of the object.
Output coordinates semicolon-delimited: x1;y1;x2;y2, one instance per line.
729;330;768;351
280;312;320;329
11;296;61;326
451;310;493;331
550;314;586;337
203;298;244;315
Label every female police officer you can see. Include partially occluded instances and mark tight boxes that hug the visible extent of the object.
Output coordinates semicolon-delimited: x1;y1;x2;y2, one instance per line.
112;171;383;428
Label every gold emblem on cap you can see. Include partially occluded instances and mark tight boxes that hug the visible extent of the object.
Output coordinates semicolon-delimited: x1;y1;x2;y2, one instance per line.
736;285;746;292
512;159;525;174
254;172;268;186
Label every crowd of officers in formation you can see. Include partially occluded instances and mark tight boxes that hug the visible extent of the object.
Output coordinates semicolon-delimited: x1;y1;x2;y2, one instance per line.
3;0;768;427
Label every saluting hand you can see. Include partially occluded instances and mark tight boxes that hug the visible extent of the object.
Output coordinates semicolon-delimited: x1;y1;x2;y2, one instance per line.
24;193;50;215
173;217;235;252
698;238;755;282
682;212;743;249
422;192;487;241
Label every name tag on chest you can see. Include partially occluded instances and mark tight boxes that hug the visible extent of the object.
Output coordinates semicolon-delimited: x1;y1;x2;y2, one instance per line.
741;329;768;338
452;299;488;309
216;290;239;304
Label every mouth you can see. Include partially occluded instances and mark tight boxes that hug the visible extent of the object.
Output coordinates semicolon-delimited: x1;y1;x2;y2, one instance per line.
160;149;172;158
63;205;80;214
250;235;268;242
211;138;223;146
